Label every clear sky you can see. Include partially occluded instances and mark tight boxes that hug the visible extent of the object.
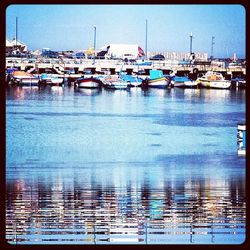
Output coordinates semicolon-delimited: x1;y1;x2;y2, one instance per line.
6;4;246;58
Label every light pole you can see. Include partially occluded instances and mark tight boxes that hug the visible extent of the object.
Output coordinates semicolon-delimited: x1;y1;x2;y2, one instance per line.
93;25;96;64
189;32;193;55
189;32;194;63
211;36;215;60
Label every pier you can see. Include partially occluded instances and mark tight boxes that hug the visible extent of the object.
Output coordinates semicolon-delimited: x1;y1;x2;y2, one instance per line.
6;57;246;79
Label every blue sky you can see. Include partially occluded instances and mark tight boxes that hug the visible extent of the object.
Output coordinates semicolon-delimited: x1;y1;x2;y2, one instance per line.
6;4;246;58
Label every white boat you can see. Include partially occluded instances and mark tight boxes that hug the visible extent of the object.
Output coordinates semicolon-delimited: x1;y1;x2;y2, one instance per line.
173;76;198;88
74;76;102;88
102;76;129;90
40;73;64;86
196;71;231;89
10;71;40;87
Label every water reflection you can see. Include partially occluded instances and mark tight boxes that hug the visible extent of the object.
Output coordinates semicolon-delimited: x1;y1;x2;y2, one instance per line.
6;154;245;244
6;86;245;244
77;88;102;96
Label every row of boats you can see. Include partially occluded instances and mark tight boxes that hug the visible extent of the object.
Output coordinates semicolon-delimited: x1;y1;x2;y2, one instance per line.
6;69;244;90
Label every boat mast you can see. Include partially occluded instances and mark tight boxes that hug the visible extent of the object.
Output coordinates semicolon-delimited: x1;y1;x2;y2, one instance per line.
145;19;148;60
93;25;96;65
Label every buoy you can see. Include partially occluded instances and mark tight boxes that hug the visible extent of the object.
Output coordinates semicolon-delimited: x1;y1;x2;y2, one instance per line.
237;123;246;156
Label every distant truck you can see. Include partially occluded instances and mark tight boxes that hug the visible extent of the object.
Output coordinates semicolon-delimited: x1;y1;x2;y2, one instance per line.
98;44;145;60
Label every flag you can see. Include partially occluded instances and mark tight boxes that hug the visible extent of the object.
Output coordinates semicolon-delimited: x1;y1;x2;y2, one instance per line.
138;46;145;57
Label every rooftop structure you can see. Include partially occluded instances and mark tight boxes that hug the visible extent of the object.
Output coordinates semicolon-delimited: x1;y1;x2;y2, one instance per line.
6;38;28;53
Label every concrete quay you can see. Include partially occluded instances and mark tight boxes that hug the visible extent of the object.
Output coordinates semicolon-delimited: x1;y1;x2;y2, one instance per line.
6;57;246;78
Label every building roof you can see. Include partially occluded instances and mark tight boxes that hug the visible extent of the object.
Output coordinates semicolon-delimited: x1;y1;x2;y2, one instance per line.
6;39;12;47
10;38;27;47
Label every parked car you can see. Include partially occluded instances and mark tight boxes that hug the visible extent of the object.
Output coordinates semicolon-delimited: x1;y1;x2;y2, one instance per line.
149;54;165;61
75;52;85;59
122;54;137;61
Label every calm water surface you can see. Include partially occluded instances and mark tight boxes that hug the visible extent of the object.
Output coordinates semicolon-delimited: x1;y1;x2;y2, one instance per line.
6;86;246;244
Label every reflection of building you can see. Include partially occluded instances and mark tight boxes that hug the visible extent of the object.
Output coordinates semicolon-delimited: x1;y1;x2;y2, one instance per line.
6;169;246;244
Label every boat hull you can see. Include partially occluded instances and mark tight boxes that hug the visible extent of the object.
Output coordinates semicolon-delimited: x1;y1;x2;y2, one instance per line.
119;74;142;87
103;76;129;90
145;77;170;88
10;71;40;87
13;77;40;87
75;78;102;89
41;79;64;87
174;81;198;88
103;81;129;90
199;80;231;89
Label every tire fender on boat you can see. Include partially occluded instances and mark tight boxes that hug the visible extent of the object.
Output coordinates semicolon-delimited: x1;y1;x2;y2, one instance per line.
193;68;199;74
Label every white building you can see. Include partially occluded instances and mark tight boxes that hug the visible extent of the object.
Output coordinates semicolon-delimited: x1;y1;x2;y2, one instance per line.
6;38;28;53
98;44;145;59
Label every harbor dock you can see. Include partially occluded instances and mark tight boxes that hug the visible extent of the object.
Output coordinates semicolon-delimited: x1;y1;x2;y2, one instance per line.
6;57;246;80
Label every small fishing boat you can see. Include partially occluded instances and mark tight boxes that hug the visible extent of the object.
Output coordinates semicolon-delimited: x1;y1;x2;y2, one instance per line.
231;77;246;88
102;75;129;90
141;69;171;88
10;70;40;87
40;73;64;86
173;76;198;88
74;76;103;89
196;71;231;89
119;72;143;87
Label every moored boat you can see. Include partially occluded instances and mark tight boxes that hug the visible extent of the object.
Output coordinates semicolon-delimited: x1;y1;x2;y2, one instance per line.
141;69;171;88
102;75;129;90
74;76;103;89
231;77;246;88
40;73;64;86
119;72;143;87
173;76;198;88
10;70;40;87
196;71;231;89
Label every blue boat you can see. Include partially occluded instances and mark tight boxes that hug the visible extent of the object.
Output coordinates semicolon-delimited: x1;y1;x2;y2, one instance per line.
141;69;171;88
172;76;198;88
119;72;143;87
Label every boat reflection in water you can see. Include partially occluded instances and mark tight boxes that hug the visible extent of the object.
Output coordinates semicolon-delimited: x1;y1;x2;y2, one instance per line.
77;88;102;96
6;154;245;244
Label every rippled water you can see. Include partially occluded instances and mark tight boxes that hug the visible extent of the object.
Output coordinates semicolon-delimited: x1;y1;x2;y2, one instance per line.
6;86;246;244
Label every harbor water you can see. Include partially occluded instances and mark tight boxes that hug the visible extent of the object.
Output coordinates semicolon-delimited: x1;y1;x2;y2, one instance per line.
6;86;246;244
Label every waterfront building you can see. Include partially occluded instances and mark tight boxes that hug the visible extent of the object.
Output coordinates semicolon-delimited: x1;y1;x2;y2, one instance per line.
6;38;27;54
149;51;208;61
